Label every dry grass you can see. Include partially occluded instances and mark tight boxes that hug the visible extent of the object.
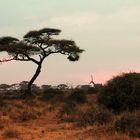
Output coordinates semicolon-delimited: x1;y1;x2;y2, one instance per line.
0;93;139;140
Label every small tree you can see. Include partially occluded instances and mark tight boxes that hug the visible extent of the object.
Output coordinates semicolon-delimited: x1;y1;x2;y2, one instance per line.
0;28;84;96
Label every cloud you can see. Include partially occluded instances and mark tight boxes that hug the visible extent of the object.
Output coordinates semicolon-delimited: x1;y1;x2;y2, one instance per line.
45;5;140;30
36;5;140;51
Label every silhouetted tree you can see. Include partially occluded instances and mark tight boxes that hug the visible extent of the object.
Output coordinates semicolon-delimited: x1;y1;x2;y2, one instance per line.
57;84;69;90
0;84;10;91
0;28;84;96
41;85;52;91
19;81;29;92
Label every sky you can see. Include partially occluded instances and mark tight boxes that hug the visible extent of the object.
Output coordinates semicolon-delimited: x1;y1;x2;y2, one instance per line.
0;0;140;86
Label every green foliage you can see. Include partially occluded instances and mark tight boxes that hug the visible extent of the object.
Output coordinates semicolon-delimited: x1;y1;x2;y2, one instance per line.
98;72;140;113
67;89;87;104
114;112;140;138
77;106;112;127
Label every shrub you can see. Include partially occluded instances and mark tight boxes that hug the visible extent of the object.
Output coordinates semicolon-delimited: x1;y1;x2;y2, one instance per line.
87;84;103;94
87;87;98;94
77;106;112;127
41;88;64;102
59;101;77;116
114;112;140;138
59;100;78;122
67;89;86;104
98;72;140;113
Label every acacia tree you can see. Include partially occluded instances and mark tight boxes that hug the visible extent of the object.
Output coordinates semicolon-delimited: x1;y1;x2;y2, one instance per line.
0;28;84;95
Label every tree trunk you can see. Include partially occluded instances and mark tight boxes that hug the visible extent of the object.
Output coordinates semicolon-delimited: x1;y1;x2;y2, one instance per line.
26;63;42;96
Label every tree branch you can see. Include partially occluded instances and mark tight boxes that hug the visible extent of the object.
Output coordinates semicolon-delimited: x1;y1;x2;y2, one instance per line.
37;35;51;56
23;54;39;64
46;50;69;57
14;58;30;62
38;43;46;56
0;57;15;63
39;55;42;61
44;44;50;50
15;53;39;64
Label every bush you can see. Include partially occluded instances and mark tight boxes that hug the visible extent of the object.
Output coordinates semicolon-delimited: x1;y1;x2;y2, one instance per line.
58;89;88;122
59;100;77;116
59;100;77;122
87;87;98;94
41;88;64;102
77;106;112;127
67;89;86;104
88;84;103;94
98;72;140;113
114;112;140;138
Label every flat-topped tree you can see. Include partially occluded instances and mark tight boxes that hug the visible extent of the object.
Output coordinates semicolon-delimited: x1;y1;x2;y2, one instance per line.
0;28;84;96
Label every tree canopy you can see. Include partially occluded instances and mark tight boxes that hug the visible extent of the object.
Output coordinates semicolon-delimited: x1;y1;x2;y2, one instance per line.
0;28;83;63
0;28;84;96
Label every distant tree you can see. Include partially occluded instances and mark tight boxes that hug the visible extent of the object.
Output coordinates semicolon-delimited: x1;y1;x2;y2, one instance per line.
57;84;68;90
32;84;40;93
9;83;20;91
41;84;52;91
0;28;84;96
19;81;28;92
0;84;10;91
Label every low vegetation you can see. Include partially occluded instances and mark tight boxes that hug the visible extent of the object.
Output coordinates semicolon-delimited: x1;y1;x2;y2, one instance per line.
98;72;140;113
0;72;139;139
114;112;140;138
67;88;87;104
77;106;113;127
41;88;65;104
